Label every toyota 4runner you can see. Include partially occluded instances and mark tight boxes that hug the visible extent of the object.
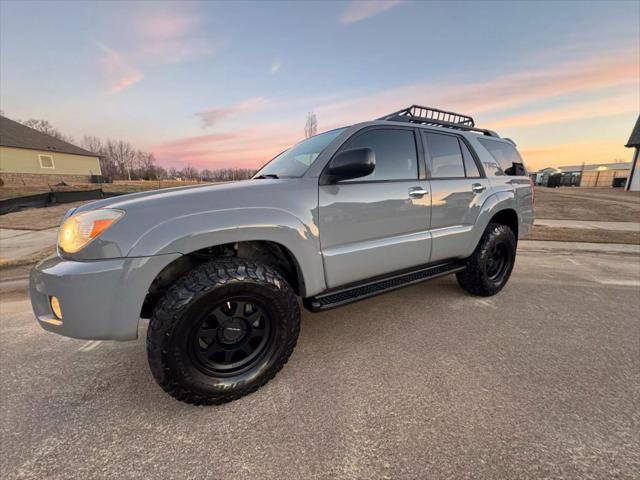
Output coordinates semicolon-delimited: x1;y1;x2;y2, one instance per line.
30;105;535;404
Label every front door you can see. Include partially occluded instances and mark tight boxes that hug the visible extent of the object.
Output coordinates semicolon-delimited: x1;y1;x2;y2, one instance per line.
319;127;431;288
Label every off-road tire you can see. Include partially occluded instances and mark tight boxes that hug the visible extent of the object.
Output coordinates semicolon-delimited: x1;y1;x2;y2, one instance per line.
147;259;300;405
456;223;516;296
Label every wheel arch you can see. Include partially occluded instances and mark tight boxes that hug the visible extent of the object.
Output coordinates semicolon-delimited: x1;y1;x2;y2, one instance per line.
464;191;520;257
140;239;308;319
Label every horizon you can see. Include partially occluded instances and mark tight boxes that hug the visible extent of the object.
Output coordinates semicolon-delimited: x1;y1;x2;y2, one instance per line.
1;0;638;172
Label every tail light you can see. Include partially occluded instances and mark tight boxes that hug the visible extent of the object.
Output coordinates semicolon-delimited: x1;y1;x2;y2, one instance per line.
529;177;536;204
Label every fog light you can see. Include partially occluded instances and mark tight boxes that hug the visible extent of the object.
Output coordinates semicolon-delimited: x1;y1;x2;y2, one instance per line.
50;296;63;319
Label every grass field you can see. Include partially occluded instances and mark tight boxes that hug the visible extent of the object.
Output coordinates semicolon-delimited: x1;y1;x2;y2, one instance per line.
535;187;640;221
0;180;205;200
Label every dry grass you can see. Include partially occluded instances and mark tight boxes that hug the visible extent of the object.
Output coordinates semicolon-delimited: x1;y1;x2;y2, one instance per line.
0;179;205;200
535;187;640;221
524;225;640;245
0;202;86;230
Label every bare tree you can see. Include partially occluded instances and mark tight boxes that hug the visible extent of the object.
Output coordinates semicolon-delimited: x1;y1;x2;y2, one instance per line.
180;165;199;181
21;118;73;142
304;112;318;138
105;139;136;180
81;136;103;155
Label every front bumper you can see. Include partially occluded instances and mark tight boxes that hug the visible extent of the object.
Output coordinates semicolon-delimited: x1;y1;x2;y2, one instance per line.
30;253;181;340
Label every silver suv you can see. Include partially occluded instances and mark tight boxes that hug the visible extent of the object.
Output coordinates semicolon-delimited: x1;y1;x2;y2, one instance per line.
30;105;535;404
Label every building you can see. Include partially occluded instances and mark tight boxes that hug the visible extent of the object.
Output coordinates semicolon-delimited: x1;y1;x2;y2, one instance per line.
0;115;101;185
624;115;639;191
532;162;631;188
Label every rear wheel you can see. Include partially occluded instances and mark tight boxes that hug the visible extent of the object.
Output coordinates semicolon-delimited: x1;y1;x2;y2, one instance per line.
456;223;516;296
147;259;300;405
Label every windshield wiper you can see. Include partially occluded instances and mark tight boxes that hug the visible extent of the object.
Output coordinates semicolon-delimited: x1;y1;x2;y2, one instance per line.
254;174;279;179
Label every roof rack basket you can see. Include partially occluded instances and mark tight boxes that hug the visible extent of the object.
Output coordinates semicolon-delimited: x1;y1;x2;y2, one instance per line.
378;105;499;137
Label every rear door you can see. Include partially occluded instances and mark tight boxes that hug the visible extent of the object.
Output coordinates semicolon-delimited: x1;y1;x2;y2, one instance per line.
422;130;491;262
318;127;431;288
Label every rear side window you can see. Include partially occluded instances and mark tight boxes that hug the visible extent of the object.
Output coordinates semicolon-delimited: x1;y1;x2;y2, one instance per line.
423;132;482;179
343;128;418;181
423;132;465;178
478;138;526;176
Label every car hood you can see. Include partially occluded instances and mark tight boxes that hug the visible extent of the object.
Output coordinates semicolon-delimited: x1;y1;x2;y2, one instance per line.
75;179;287;214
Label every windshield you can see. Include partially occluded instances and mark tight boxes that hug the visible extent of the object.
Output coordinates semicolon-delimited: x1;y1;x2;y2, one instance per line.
255;128;346;178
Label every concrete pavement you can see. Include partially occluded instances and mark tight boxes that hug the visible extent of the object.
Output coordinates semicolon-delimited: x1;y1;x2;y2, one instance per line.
0;228;57;265
1;249;639;479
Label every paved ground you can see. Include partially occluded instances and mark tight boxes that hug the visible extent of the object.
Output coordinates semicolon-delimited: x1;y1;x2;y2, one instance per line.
1;248;639;479
0;228;57;265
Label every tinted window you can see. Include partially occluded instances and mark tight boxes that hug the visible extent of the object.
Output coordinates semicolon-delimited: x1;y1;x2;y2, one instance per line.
460;140;480;177
478;138;526;176
343;128;418;181
424;132;465;178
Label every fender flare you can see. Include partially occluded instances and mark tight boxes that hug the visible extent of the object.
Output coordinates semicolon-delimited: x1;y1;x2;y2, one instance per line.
127;207;326;297
464;190;519;256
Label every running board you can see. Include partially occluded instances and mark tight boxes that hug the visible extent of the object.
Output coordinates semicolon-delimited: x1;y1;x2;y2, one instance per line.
304;262;465;312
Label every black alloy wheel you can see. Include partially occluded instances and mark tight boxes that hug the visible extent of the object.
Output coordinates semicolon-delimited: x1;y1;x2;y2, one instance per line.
190;299;273;376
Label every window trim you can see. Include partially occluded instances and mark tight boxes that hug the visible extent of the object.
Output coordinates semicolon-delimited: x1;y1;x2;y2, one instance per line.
421;129;486;180
319;125;423;185
38;154;55;169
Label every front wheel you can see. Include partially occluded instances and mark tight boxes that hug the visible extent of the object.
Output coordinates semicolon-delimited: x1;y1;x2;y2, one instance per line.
147;259;300;405
456;223;517;296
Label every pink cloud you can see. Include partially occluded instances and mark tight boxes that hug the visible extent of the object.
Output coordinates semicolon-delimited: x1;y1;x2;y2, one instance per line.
484;91;638;130
340;0;404;25
98;44;144;93
153;123;299;170
138;14;198;41
315;51;639;126
133;11;219;66
196;97;273;128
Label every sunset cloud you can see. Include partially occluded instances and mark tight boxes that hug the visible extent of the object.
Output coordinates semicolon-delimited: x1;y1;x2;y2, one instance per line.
154;124;298;169
98;44;144;93
315;50;639;127
134;10;218;65
270;58;282;75
196;97;273;128
340;0;404;25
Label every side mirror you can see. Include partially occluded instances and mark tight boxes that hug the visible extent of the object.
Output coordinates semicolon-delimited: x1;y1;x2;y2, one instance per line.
323;148;375;184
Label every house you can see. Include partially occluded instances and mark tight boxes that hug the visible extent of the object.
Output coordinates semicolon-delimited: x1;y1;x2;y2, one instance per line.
624;115;639;191
532;162;631;188
0;115;101;185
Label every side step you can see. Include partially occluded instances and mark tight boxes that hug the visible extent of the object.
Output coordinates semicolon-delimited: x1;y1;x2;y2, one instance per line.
303;262;465;312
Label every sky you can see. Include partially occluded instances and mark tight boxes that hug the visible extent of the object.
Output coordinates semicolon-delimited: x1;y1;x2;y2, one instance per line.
1;0;638;172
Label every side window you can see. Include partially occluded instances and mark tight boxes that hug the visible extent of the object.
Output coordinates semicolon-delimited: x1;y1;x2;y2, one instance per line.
478;138;526;176
460;140;480;177
343;128;418;181
38;154;55;169
423;132;465;178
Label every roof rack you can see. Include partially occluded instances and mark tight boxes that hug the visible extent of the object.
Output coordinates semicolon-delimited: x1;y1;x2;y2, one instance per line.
378;105;499;137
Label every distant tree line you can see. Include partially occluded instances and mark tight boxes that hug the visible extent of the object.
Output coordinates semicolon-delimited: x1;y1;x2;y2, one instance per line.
14;117;256;182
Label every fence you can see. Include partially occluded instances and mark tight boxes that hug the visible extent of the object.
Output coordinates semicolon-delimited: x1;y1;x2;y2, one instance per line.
0;189;122;215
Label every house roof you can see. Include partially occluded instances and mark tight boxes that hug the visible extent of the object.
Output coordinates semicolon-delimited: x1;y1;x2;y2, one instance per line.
556;162;631;172
626;115;640;148
0;116;97;157
535;162;631;174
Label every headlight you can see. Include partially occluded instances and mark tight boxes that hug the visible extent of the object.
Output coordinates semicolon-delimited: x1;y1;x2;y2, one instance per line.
58;209;124;254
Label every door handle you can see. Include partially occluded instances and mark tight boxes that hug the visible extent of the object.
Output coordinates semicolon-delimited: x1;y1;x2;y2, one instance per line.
408;187;428;198
471;183;486;194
